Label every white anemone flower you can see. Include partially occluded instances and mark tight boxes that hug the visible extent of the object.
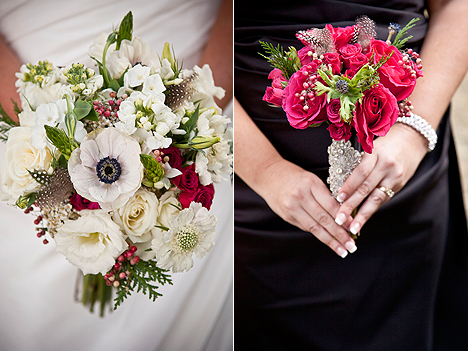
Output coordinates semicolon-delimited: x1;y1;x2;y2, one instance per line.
68;128;143;211
54;210;127;275
151;202;217;273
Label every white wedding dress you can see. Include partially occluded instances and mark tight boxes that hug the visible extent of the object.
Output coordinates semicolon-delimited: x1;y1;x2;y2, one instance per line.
0;1;233;350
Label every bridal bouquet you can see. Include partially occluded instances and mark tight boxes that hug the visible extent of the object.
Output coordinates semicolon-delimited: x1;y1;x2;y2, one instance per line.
261;16;422;199
0;12;232;315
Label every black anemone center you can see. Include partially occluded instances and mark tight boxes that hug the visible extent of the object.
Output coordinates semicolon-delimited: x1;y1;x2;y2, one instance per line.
96;157;122;184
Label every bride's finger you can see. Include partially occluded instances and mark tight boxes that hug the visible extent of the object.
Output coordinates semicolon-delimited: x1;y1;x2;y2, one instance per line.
347;186;392;234
335;152;378;204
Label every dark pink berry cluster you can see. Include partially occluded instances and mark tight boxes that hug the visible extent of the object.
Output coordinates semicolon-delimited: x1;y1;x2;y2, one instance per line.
92;91;122;119
103;245;140;287
25;206;49;245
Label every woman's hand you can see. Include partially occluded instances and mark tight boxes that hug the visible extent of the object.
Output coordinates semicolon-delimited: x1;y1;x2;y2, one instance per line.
334;123;428;234
256;158;358;258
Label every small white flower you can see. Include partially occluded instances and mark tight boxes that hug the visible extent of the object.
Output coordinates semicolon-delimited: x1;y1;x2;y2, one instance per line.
112;188;159;244
125;64;151;88
192;65;225;111
68;128;143;211
0;127;53;203
151;202;216;273
142;74;166;101
54;210;127;275
18;110;36;127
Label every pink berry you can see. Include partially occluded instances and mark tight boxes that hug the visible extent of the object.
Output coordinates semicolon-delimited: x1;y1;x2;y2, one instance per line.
130;246;137;253
108;100;114;106
130;256;140;265
113;281;120;288
118;255;125;262
119;272;126;279
110;91;116;98
114;262;121;270
43;239;49;245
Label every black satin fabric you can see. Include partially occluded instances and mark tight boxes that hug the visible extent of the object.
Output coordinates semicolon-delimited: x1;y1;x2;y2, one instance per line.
234;1;468;350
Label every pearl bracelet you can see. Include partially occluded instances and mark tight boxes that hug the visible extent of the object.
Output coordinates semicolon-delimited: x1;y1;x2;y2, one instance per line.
396;112;438;152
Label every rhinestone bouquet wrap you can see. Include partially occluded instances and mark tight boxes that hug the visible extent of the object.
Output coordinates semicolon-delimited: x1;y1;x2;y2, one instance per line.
261;16;423;197
0;12;232;316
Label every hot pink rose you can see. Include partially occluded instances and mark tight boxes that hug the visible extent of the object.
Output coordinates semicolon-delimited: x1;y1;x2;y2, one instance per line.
367;39;419;101
348;53;368;71
352;84;399;153
282;66;327;129
263;68;287;106
172;164;199;192
160;146;183;169
70;192;100;211
298;46;314;66
179;183;215;210
323;52;341;74
325;24;355;50
339;43;363;68
327;123;352;142
326;99;341;124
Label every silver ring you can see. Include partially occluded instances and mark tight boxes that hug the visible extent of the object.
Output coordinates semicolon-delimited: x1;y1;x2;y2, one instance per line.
378;186;394;198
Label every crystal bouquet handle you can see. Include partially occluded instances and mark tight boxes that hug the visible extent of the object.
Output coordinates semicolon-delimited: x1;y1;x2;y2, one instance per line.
327;139;363;202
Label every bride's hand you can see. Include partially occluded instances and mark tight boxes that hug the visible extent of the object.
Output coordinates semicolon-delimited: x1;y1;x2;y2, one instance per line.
257;158;357;258
334;123;429;234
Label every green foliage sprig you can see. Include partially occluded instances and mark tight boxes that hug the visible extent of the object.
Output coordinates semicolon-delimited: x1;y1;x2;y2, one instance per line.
259;41;301;80
0;100;20;142
392;18;420;49
113;259;173;310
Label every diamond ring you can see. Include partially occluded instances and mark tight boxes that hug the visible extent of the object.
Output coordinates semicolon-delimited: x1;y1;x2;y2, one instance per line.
378;186;394;198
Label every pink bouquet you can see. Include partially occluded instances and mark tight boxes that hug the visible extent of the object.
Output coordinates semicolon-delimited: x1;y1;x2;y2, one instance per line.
261;16;423;154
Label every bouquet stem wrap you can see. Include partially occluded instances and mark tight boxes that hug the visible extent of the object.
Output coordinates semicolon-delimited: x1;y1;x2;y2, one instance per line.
327;139;363;202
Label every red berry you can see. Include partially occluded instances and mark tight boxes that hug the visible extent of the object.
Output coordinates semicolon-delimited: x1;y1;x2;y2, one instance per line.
105;280;112;286
130;246;137;253
114;262;121;270
43;239;49;245
118;255;125;262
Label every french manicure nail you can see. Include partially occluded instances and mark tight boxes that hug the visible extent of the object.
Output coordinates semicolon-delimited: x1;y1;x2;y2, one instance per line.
345;241;357;253
350;223;361;235
337;247;348;258
337;193;346;203
335;213;346;226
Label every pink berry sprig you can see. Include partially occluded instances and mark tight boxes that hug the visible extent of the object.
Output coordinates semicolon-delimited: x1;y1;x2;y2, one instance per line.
103;245;140;288
25;205;49;244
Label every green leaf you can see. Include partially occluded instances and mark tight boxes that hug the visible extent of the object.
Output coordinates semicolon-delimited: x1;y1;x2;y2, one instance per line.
74;100;92;120
109;79;121;92
392;18;420;49
16;193;37;209
154;225;170;231
64;112;77;140
116;11;133;50
182;104;200;135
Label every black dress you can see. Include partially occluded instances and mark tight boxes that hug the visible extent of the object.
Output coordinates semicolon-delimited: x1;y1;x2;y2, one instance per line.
234;1;468;350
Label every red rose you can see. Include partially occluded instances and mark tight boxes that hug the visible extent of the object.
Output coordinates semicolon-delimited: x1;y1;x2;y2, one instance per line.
327;123;352;142
367;39;419;101
179;183;215;210
339;43;363;68
323;52;341;74
325;24;355;50
160;146;183;169
352;84;399;153
70;192;100;211
172;164;199;192
282;66;327;129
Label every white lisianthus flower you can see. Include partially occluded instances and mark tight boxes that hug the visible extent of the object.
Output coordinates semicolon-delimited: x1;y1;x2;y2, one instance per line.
54;210;127;275
30;99;86;149
151;202;216;273
194;109;233;185
106;37;160;79
112;188;159;243
191;65;225;111
68;128;143;211
0;127;53;203
15;61;64;111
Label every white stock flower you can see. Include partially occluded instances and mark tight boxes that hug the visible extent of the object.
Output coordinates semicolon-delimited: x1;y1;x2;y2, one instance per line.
125;64;151;88
18;110;36;127
54;210;127;275
68;128;143;211
194;109;233;185
0;127;53;203
151;202;216;273
112;188;159;243
192;64;225;110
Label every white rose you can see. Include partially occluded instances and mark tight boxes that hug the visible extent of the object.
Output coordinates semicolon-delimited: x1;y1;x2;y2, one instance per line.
0;127;53;203
19;82;64;111
54;210;127;275
112;188;159;243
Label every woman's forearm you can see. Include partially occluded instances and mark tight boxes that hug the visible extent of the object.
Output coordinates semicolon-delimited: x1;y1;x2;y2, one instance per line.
0;35;21;121
408;0;468;128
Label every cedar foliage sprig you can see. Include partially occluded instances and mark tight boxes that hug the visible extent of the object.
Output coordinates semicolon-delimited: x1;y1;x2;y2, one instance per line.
392;18;420;49
0;100;20;141
113;259;173;309
259;41;300;80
